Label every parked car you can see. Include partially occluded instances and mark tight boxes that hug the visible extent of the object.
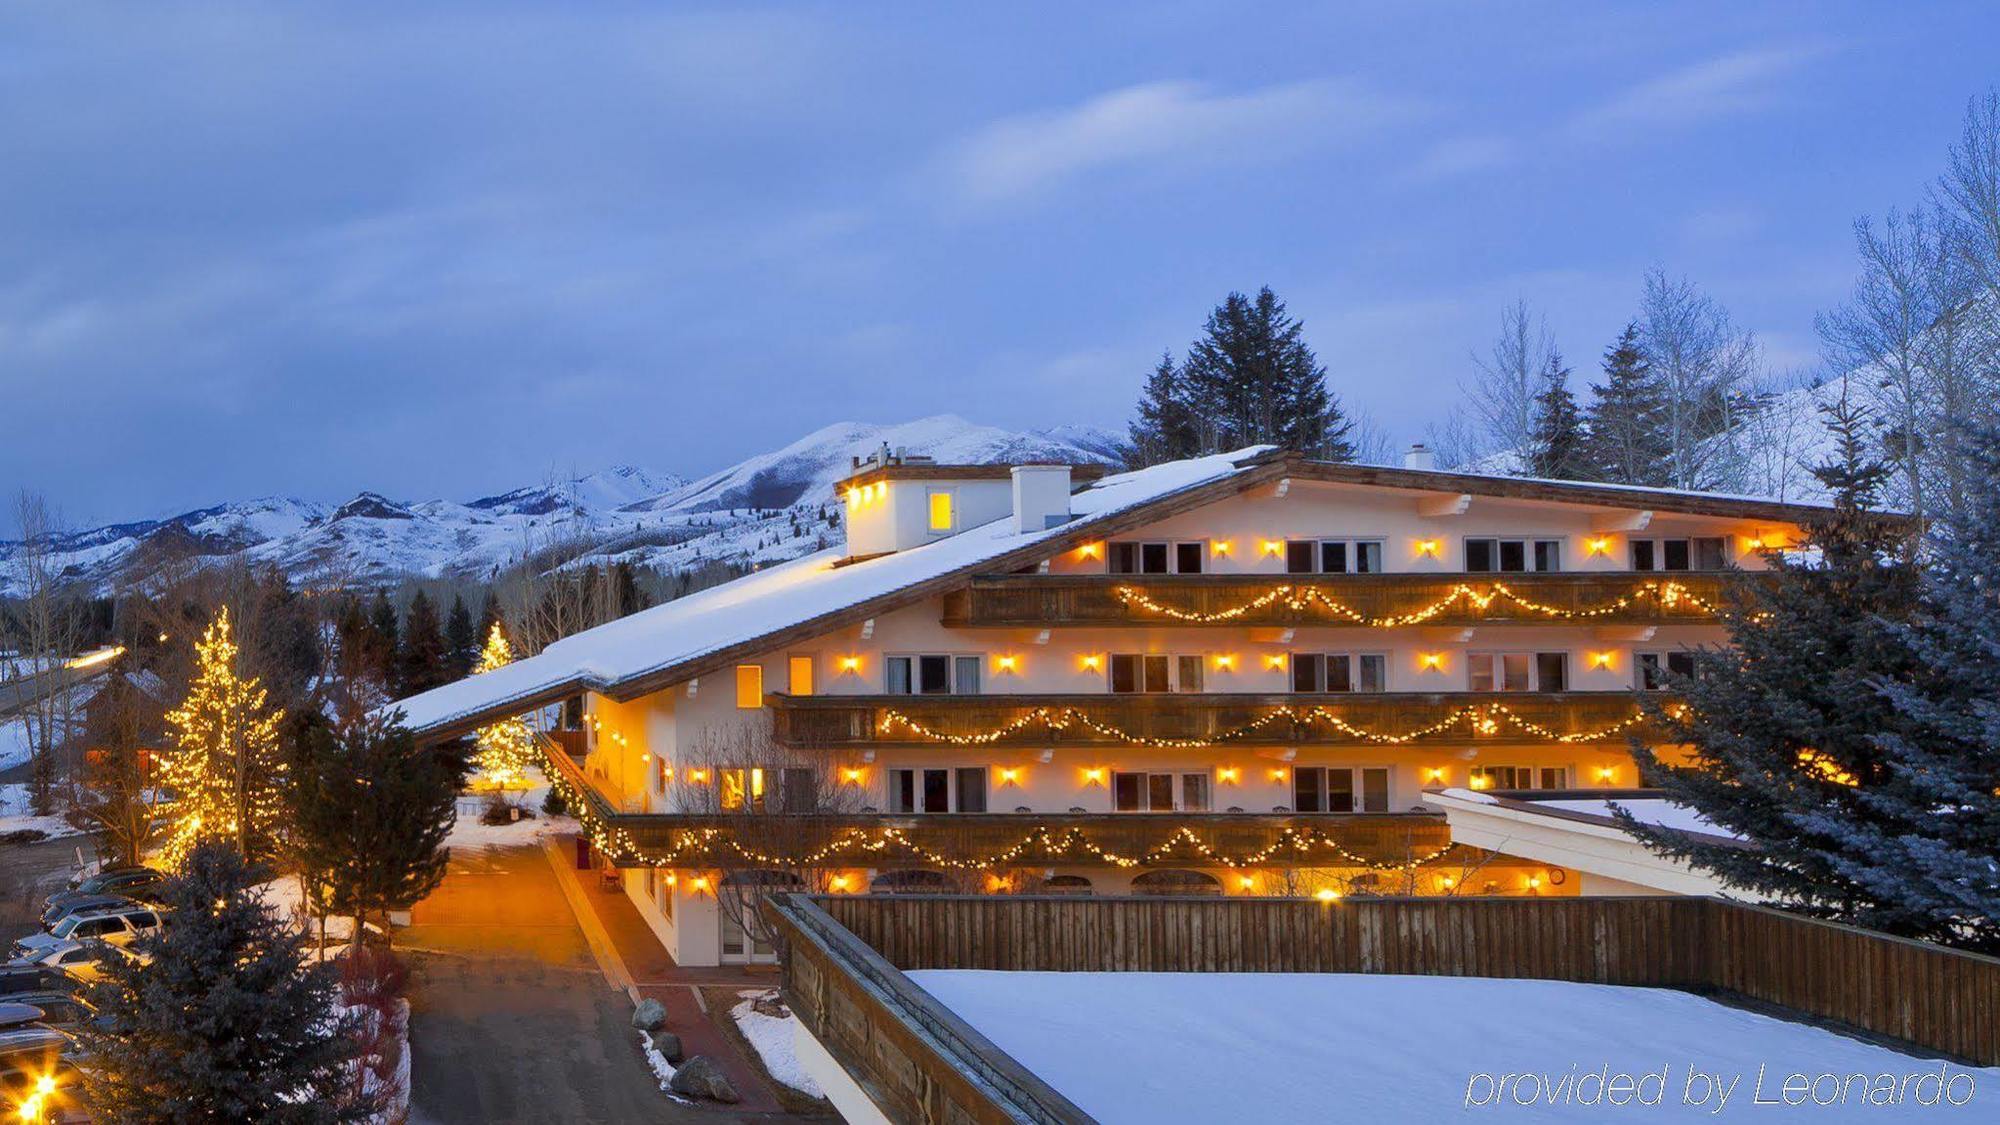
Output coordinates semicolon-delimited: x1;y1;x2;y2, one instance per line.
13;905;163;963
8;940;144;985
0;1005;41;1031
0;969;72;1000
0;994;94;1032
37;894;132;930
63;862;151;892
51;866;164;904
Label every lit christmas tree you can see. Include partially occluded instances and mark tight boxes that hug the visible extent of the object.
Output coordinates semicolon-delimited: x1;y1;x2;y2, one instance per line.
472;624;536;788
161;607;287;867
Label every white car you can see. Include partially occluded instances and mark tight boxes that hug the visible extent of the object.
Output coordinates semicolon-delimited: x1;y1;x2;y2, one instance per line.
5;940;144;984
12;906;163;963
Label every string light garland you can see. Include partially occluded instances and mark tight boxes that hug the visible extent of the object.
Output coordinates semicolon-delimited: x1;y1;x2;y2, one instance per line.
874;701;1681;747
160;607;286;868
533;735;1457;874
1110;580;1718;627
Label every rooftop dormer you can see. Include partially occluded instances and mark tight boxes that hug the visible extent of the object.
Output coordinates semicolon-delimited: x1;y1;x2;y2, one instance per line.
835;443;1107;559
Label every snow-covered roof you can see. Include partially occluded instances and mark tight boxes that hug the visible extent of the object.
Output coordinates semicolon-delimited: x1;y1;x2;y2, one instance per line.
1432;787;1740;841
392;447;1273;734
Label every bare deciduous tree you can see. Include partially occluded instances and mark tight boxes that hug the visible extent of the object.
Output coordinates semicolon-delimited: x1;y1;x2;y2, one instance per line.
11;492;90;815
1463;300;1555;464
1636;269;1762;491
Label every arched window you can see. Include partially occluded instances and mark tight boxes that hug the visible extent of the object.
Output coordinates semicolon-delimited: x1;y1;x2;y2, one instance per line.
870;869;953;895
1038;875;1094;896
1131;869;1222;896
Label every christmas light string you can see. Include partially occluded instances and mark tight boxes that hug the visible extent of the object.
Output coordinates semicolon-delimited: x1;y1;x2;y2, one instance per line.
1110;579;1718;626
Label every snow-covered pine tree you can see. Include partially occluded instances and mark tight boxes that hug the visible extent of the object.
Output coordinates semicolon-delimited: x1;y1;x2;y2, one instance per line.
1126;350;1200;467
1812;420;2000;951
1618;391;1930;933
77;840;373;1124
1179;287;1355;460
1525;350;1586;479
1580;322;1670;485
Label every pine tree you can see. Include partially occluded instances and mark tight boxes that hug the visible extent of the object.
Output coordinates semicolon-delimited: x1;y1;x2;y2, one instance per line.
1126;350;1200;467
366;590;399;687
1619;391;1930;934
77;840;373;1124
470;624;537;788
161;607;288;866
444;594;478;678
289;712;462;950
1819;420;2000;951
613;562;649;618
1580;322;1670;485
1179;287;1355;460
1525;350;1586;479
395;589;447;698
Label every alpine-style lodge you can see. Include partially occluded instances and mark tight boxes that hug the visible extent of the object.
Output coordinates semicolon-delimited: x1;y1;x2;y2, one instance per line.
395;444;1826;966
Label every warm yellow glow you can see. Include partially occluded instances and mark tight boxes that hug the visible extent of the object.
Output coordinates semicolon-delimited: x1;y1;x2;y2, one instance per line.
1265;654;1287;670
1527;876;1542;891
1418;652;1445;671
1589;651;1615;669
63;644;125;670
840;767;865;784
661;767;674;784
1259;539;1284;557
1210;539;1232;556
1212;653;1235;670
1080;654;1102;671
928;491;954;532
1423;766;1447;783
997;767;1021;785
664;873;678;886
1218;766;1240;784
688;769;711;784
1414;537;1441;557
1237;875;1256;892
734;663;763;709
1082;767;1106;785
1594;765;1618;783
995;654;1019;673
689;876;710;893
830;875;851;891
1799;749;1860;787
838;655;861;673
1585;535;1613;556
1268;767;1288;783
1315;888;1340;902
1439;876;1455;890
1077;542;1102;560
1468;774;1492;790
986;874;1009;893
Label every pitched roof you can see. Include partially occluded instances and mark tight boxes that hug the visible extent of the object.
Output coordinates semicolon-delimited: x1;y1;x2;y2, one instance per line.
392;447;1862;739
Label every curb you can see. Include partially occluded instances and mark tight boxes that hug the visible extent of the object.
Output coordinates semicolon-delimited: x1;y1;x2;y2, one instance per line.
540;835;634;992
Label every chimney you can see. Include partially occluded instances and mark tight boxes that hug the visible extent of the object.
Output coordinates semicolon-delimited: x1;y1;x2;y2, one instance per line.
1403;443;1435;471
1011;464;1073;534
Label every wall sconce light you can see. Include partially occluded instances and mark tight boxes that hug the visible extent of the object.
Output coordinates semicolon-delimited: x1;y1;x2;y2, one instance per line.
1423;766;1447;784
1585;535;1612;556
1211;540;1232;557
1268;767;1289;783
840;767;865;785
1589;651;1615;670
1415;537;1441;557
1213;654;1235;671
1526;875;1542;892
1439;875;1455;891
1259;539;1284;557
838;656;862;674
688;876;711;894
1236;875;1256;892
1082;767;1106;785
1314;888;1341;902
1218;766;1240;784
1265;654;1287;671
995;655;1019;673
688;769;711;785
1418;652;1445;671
830;874;851;891
998;767;1021;785
1594;765;1617;783
1080;654;1102;672
1077;542;1102;560
664;872;678;887
638;752;650;763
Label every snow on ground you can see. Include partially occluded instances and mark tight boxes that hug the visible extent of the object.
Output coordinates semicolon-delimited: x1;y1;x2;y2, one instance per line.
907;971;1997;1123
0;782;81;840
442;769;577;854
637;1030;693;1103
0;716;37;772
730;989;822;1097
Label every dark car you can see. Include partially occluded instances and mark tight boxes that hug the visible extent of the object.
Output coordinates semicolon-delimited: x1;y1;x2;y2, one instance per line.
54;867;164;902
37;894;132;930
0;970;71;1000
0;994;94;1031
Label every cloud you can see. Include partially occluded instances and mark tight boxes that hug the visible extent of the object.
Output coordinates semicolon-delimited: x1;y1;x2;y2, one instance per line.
1398;135;1515;183
943;78;1417;204
1570;45;1830;136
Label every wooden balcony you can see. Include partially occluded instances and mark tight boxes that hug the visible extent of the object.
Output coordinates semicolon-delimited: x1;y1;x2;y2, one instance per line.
940;571;1748;628
769;691;1668;749
540;744;1449;868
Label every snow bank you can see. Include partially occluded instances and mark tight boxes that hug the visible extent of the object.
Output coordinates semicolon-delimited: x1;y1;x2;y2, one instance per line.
443;770;576;853
907;971;1999;1123
0;782;82;840
730;990;822;1097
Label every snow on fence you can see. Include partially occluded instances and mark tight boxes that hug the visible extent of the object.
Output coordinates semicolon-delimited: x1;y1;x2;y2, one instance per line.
764;894;2000;1125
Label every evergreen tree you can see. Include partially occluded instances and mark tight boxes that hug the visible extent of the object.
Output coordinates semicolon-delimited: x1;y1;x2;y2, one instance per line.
1619;392;1931;935
613;562;650;618
1180;287;1355;460
1524;350;1586;479
289;712;462;950
77;841;373;1124
1819;420;2000;951
366;591;399;687
470;624;537;788
395;589;446;698
1580;322;1670;485
475;594;504;655
444;593;478;678
1126;350;1200;467
161;608;287;865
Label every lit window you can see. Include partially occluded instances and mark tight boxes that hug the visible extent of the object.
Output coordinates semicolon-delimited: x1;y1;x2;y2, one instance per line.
735;664;763;709
928;491;954;532
788;655;814;696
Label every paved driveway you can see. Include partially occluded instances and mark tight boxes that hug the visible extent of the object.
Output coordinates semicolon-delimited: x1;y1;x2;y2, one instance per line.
403;844;763;1124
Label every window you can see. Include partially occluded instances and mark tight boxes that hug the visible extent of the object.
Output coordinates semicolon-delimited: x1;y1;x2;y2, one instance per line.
719;768;767;812
928;491;954;532
1108;541;1205;574
1292;767;1391;812
888;767;985;813
1290;653;1388;693
1472;765;1571;790
1108;654;1205;693
1285;539;1384;574
734;664;763;709
1636;650;1697;690
1465;538;1563;573
1631;536;1727;571
886;654;979;694
1111;771;1212;811
788;655;814;696
1468;652;1568;692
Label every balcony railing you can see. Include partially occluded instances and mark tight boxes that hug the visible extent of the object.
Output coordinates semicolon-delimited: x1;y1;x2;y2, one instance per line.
769;691;1669;749
940;571;1749;628
539;740;1449;868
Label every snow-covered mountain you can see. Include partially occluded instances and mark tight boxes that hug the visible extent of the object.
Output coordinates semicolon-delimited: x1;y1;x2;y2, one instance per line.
0;417;1121;596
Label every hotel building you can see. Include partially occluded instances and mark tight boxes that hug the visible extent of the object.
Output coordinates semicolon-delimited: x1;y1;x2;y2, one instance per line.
396;444;1820;967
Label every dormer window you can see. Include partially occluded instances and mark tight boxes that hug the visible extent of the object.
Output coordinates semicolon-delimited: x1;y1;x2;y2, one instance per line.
927;491;955;533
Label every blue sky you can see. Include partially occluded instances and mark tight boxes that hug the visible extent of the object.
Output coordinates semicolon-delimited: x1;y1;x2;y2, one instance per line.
2;2;1995;530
